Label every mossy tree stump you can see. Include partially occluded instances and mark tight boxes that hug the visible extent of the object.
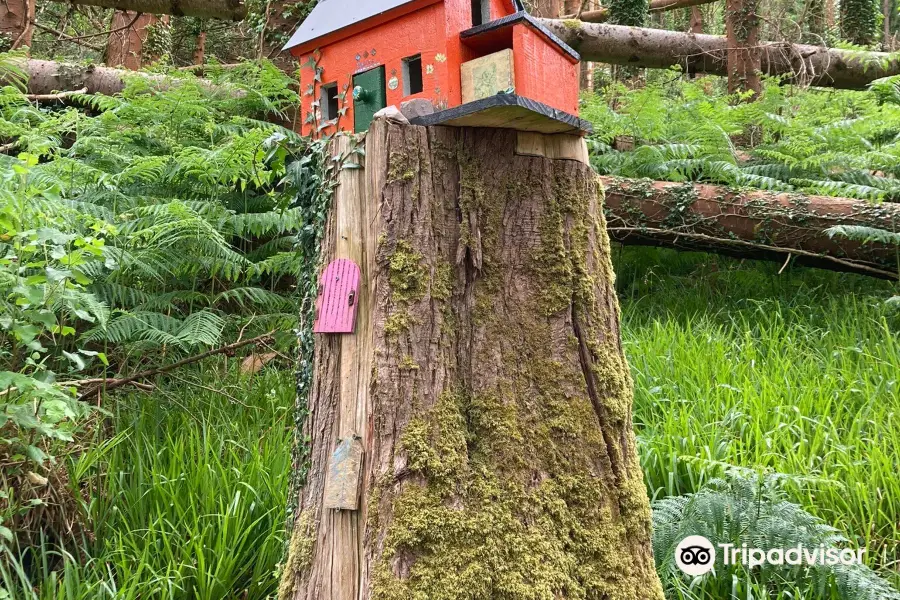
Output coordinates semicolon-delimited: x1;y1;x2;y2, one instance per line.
281;120;664;600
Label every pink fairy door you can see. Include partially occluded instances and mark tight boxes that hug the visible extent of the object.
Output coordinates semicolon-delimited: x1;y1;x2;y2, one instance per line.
313;259;361;334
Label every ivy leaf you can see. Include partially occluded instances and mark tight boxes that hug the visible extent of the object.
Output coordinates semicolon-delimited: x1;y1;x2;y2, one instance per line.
46;267;72;282
25;445;47;464
62;350;86;372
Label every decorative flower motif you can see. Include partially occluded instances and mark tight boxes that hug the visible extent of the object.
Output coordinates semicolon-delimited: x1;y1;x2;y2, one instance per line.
426;64;434;75
435;53;447;63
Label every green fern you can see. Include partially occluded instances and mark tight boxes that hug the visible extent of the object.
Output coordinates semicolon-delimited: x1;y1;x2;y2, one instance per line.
653;468;900;600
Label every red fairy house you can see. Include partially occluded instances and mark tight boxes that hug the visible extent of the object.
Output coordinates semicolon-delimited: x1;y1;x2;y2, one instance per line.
283;0;590;136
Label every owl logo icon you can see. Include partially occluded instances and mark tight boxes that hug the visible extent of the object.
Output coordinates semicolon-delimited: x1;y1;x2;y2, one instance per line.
675;536;716;576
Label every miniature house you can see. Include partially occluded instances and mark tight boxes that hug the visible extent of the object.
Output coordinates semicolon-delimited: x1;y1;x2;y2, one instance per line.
283;0;591;136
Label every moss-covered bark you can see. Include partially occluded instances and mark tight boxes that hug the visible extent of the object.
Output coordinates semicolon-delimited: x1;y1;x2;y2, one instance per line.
601;176;900;278
284;123;663;600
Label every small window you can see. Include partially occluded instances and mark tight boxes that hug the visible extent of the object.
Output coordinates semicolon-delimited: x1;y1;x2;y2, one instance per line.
471;0;490;26
403;55;423;96
320;83;339;122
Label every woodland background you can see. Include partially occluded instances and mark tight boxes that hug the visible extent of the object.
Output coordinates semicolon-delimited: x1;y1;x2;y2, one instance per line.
1;0;899;598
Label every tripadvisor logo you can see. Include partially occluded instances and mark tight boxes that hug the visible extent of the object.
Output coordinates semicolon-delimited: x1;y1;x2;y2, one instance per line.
675;536;716;576
675;535;867;576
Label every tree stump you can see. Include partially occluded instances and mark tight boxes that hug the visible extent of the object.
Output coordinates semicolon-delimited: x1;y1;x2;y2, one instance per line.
281;121;663;600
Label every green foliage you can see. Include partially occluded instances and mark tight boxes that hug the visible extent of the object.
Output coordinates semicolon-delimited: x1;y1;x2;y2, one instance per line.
608;0;649;26
584;77;900;200
840;0;880;46
653;468;900;600
0;53;337;594
1;363;294;600
617;246;900;595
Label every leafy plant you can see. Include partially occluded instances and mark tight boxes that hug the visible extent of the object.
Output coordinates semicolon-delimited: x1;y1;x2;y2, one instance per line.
653;467;900;600
584;77;900;201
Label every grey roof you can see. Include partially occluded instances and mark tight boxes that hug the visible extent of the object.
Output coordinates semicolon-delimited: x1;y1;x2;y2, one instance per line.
461;11;579;61
283;0;527;52
283;0;421;52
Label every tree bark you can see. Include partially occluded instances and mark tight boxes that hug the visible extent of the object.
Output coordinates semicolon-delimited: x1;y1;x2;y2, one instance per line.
805;0;826;41
884;0;893;50
602;177;900;279
541;18;900;89
279;123;664;600
106;11;166;69
725;0;761;96
15;58;234;96
690;6;704;33
1;0;34;50
192;29;206;65
60;0;244;21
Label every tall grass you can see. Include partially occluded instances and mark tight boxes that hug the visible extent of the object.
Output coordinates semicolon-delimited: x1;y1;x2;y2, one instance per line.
617;247;900;584
5;249;898;598
2;363;293;600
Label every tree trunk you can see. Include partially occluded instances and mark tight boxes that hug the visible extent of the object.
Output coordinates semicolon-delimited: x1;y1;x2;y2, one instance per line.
279;122;664;600
15;58;235;95
690;6;704;32
256;0;307;71
602;177;900;279
841;0;878;45
884;0;893;50
192;30;206;65
725;0;761;97
609;0;649;25
106;11;167;69
60;0;244;20
1;0;34;50
806;0;826;41
541;18;900;89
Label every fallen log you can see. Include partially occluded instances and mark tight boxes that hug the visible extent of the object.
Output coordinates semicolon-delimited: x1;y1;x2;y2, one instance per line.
601;177;900;278
15;59;235;97
541;19;900;89
56;0;245;20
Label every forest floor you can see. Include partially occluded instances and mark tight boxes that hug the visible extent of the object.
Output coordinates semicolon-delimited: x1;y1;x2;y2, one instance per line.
26;247;896;600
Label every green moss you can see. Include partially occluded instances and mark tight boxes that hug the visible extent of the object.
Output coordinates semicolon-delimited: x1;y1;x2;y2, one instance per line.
400;391;469;484
431;260;453;301
399;354;420;371
389;240;428;302
530;164;595;315
277;513;314;600
385;310;412;337
388;150;416;183
371;156;661;600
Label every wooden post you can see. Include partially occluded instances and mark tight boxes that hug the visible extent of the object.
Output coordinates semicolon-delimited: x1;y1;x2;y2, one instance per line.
281;122;663;600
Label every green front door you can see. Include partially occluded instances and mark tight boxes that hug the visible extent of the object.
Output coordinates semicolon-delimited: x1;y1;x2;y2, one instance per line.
352;66;386;133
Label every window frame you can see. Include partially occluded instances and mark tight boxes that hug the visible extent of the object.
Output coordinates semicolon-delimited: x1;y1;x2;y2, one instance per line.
320;82;340;123
402;54;424;97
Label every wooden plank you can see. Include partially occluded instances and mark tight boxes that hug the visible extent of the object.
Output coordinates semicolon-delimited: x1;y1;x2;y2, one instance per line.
322;134;369;600
461;49;515;104
516;131;590;163
323;438;364;509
